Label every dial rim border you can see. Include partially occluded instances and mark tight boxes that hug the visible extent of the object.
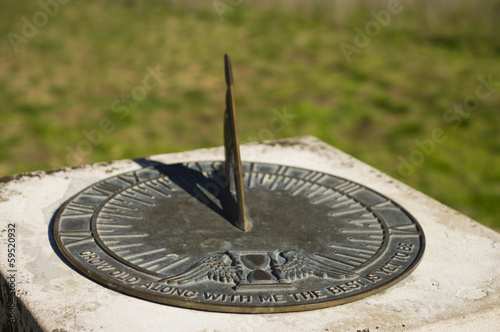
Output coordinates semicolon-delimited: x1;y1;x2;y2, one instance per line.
53;161;426;313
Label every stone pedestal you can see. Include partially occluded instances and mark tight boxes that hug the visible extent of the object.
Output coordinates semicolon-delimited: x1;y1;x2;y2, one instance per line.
1;137;499;331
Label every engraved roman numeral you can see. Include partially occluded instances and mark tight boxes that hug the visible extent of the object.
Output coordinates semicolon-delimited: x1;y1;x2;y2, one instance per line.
62;202;95;217
334;181;360;193
389;225;420;236
305;186;329;198
105;202;138;212
283;178;302;192
156;178;175;190
330;198;358;209
59;231;93;247
260;173;280;189
119;174;138;184
268;176;294;191
141;182;172;198
290;181;319;196
93;182;122;196
311;191;341;204
303;171;324;182
186;162;203;171
244;163;254;188
128;186;155;199
120;192;155;206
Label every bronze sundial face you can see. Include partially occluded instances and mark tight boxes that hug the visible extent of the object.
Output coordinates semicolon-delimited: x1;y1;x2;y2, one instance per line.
53;55;425;313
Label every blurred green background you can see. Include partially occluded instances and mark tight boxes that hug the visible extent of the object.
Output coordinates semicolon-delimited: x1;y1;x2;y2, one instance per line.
1;0;499;230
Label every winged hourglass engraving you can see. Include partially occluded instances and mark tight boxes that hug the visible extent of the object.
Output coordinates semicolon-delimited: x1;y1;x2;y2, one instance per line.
159;250;358;286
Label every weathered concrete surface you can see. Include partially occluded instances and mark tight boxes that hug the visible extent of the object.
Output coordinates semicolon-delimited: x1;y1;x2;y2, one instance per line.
0;136;499;331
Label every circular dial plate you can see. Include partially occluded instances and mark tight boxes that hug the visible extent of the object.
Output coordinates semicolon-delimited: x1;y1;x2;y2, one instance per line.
54;161;425;313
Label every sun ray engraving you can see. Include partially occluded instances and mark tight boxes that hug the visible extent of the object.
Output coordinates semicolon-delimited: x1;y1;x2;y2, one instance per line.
121;248;167;260
107;243;144;250
138;256;173;269
154;256;190;274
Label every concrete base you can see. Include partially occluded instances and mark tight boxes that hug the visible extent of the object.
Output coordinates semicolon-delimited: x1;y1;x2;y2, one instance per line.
1;136;499;331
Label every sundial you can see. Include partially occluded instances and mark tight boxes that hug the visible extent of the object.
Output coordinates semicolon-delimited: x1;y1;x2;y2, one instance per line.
54;55;425;313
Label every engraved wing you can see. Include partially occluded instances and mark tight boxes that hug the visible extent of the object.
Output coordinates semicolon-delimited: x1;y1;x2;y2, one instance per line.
158;254;242;285
278;250;357;280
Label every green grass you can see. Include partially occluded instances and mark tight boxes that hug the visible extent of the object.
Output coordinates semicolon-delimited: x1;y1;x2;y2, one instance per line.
1;0;499;230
